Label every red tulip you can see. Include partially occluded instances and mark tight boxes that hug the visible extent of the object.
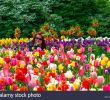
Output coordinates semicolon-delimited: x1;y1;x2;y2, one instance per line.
39;51;45;56
61;83;69;91
37;86;45;91
44;77;50;85
4;57;10;63
15;73;25;82
25;56;30;64
16;68;27;75
82;80;90;89
42;61;48;67
65;59;70;65
20;86;28;91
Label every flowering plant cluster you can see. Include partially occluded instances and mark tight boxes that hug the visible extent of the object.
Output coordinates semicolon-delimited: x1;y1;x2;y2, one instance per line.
0;37;110;91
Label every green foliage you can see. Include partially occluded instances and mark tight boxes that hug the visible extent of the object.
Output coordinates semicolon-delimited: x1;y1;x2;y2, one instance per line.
0;0;110;38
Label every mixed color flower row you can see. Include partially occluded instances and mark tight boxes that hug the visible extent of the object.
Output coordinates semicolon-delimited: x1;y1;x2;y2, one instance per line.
0;37;110;91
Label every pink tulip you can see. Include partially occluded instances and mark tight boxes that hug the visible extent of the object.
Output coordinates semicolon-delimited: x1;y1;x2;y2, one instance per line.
94;60;99;68
96;76;105;85
28;80;37;88
0;71;4;77
5;77;13;85
24;75;31;84
49;54;54;63
55;76;61;82
80;47;85;53
68;86;74;91
59;52;66;61
88;47;92;52
103;84;110;91
105;46;110;53
90;72;97;79
78;66;85;76
27;64;33;70
80;54;86;62
3;68;11;77
37;47;42;51
67;50;74;59
11;58;17;66
0;85;4;90
12;84;18;91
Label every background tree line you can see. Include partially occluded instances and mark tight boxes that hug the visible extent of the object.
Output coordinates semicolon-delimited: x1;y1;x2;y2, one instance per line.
0;0;110;38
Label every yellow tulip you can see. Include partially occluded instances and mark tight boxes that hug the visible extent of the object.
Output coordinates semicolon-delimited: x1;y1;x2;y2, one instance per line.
52;68;56;73
34;52;39;57
100;60;106;66
77;49;81;53
20;64;25;68
72;82;80;91
103;57;108;62
70;61;75;67
107;61;110;68
0;58;5;65
58;64;64;71
47;84;56;91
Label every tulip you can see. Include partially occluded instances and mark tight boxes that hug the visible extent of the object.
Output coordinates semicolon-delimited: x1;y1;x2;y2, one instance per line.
90;72;97;79
25;56;30;65
107;61;110;68
70;76;75;82
100;60;106;66
27;64;33;70
80;47;85;53
103;84;110;91
94;60;99;68
96;76;105;85
4;57;10;63
78;66;85;77
80;54;86;62
37;86;45;91
65;70;73;79
58;64;64;71
28;80;37;88
3;67;11;77
88;47;92;52
70;61;75;67
49;54;54;63
104;69;109;74
49;63;57;69
20;86;28;91
67;49;74;59
105;46;110;53
82;80;90;90
11;58;17;66
72;79;81;91
0;58;5;65
5;77;13;85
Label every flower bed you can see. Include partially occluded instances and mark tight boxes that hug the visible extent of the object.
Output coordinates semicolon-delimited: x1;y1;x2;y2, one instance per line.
0;37;110;91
